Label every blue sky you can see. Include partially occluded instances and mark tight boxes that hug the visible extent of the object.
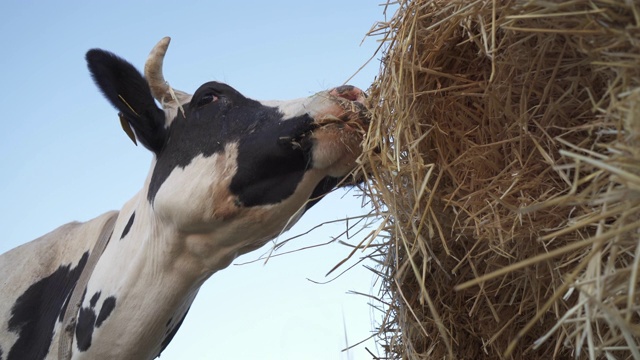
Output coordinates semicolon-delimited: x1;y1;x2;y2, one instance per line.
0;1;391;359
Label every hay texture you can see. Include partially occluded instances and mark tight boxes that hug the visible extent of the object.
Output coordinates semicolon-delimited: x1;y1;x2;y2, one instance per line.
362;0;640;359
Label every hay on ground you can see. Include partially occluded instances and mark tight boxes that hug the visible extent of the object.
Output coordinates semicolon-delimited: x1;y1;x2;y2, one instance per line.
360;1;640;358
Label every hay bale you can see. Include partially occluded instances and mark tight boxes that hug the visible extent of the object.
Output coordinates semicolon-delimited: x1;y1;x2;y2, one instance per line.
361;0;640;358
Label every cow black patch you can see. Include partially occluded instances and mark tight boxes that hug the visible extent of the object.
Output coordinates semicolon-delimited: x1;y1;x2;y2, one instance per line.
89;291;101;307
120;212;135;240
76;305;96;351
96;296;116;327
7;252;89;360
230;113;316;207
75;292;117;352
158;306;191;356
147;81;317;206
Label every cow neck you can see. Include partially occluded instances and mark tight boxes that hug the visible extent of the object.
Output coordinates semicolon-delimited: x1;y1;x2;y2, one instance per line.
71;194;209;358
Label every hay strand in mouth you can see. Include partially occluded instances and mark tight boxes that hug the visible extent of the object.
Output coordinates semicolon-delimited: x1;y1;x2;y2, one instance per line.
359;0;640;358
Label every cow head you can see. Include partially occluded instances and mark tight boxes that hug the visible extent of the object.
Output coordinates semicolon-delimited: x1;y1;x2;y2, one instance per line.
85;37;367;259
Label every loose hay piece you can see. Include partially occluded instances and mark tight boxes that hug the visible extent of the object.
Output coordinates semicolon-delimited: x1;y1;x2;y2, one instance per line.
360;0;640;359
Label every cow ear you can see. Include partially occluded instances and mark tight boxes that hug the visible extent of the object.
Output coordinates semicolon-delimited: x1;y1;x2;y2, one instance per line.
86;49;167;154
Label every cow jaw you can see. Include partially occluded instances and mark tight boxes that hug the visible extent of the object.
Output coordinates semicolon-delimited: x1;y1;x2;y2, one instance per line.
152;143;241;231
151;149;327;274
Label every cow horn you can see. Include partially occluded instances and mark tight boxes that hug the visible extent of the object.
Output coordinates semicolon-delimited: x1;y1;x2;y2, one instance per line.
145;37;189;112
145;37;171;103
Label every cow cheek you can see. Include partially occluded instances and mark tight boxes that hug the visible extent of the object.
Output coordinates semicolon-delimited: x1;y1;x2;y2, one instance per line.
152;152;241;230
205;187;241;221
311;125;362;177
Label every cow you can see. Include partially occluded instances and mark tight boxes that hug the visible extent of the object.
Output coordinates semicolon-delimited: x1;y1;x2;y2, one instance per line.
0;37;368;360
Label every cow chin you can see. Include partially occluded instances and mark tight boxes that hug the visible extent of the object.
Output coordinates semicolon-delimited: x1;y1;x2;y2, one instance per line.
310;123;363;178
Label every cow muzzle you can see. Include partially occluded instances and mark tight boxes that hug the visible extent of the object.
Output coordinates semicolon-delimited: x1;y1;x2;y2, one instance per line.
308;85;370;178
315;85;370;131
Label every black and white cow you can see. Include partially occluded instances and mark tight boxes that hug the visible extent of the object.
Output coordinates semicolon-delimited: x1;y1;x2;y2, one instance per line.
0;37;368;360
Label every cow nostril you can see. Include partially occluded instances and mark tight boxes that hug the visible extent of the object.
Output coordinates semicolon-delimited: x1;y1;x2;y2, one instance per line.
330;85;366;103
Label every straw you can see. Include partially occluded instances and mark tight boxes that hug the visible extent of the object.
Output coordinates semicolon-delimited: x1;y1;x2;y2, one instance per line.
359;0;640;358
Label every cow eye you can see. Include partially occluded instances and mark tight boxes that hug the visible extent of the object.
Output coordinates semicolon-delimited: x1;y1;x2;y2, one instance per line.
196;93;218;107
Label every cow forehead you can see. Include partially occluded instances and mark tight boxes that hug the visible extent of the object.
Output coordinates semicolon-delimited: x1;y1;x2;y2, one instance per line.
164;82;329;127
